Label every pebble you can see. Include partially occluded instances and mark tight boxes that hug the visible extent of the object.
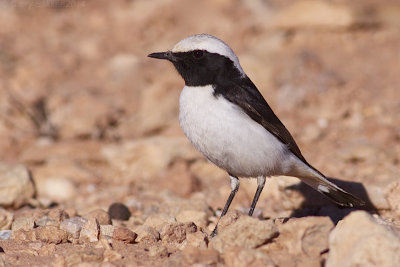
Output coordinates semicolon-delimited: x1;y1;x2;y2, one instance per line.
100;225;115;238
108;203;131;221
84;209;112;225
0;163;35;208
60;216;88;239
35;226;68;244
160;222;197;247
11;217;35;231
112;227;137;243
0;230;12;240
79;218;100;243
0;208;13;230
134;225;160;243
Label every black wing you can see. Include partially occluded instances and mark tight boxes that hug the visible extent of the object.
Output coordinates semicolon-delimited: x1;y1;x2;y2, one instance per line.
214;77;308;164
213;77;366;208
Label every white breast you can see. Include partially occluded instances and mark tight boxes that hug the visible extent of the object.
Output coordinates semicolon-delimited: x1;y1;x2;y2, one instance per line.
179;85;294;177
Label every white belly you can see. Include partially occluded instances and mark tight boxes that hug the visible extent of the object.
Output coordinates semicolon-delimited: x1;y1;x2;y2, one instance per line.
179;85;294;177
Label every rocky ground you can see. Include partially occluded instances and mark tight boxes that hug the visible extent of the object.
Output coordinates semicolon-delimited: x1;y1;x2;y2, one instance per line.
0;0;400;266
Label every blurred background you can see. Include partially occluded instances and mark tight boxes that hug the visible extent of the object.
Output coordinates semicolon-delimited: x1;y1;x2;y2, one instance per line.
0;0;399;225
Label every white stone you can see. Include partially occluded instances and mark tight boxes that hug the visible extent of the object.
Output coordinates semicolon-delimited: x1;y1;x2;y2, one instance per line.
327;211;400;267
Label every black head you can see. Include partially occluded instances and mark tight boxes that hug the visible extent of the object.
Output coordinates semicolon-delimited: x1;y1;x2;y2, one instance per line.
148;34;246;86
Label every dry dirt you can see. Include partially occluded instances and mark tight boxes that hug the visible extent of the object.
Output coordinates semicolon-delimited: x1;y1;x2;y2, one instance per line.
0;0;400;266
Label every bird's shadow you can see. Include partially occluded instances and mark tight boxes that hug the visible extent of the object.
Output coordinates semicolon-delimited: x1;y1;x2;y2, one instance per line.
286;177;377;224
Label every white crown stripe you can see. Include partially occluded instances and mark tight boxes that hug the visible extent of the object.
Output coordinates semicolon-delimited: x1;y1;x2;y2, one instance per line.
172;34;245;75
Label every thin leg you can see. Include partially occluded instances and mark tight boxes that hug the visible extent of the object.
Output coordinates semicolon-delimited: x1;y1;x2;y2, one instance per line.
210;174;239;237
248;176;266;216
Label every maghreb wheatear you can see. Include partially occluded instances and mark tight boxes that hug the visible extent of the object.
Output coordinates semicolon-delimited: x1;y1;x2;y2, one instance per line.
148;34;365;236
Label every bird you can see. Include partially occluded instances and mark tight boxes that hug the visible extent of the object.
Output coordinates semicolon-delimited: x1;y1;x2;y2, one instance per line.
148;34;365;236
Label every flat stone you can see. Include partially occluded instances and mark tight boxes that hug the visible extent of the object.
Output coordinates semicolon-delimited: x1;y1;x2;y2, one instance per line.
209;216;278;253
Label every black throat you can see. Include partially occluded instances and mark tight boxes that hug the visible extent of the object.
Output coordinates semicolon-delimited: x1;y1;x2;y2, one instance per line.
171;50;246;87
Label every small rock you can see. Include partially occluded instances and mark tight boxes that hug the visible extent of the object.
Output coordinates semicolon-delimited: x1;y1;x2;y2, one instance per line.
0;163;35;208
144;213;176;230
79;218;100;243
326;211;400;267
60;216;88;239
112;227;137;243
108;203;131;221
48;208;69;223
35;225;68;244
182;246;221;266
100;225;115;238
160;222;197;246
11;217;35;231
176;210;208;228
0;230;12;240
224;246;275;267
36;176;75;202
275;216;334;258
215;210;240;232
186;231;208;249
84;209;111;225
209;216;278;253
0;208;13;230
134;225;160;243
148;244;169;258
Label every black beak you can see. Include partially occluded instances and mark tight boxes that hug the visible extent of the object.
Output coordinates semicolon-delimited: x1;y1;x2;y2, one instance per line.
148;51;179;62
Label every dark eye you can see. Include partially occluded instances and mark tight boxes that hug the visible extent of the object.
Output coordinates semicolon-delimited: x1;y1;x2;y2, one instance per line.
193;50;204;59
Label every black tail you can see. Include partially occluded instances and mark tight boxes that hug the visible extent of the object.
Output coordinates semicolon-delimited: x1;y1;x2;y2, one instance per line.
319;184;365;208
295;164;365;208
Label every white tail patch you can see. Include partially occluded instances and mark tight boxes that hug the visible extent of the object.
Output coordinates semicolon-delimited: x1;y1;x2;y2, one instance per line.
318;184;330;193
